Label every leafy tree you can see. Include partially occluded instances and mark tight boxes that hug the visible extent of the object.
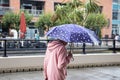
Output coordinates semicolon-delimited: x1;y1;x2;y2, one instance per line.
35;14;54;36
52;0;101;25
84;13;108;37
2;12;19;31
51;0;84;25
84;0;100;13
35;14;52;30
2;11;33;31
83;0;101;25
85;13;107;29
51;5;71;24
51;0;108;38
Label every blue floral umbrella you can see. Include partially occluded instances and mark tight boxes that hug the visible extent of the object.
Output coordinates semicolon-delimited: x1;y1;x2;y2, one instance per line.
46;24;100;44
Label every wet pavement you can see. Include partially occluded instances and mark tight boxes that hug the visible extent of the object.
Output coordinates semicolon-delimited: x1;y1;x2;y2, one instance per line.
0;66;120;80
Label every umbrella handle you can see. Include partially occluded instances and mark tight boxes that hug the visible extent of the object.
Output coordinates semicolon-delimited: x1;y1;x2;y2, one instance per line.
69;43;74;61
69;43;72;53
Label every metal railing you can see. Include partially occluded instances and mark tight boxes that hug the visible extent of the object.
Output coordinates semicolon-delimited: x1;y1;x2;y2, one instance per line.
0;6;13;15
23;9;43;16
0;38;120;57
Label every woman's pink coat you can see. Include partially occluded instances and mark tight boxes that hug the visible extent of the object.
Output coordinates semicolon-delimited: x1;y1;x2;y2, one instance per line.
44;40;71;80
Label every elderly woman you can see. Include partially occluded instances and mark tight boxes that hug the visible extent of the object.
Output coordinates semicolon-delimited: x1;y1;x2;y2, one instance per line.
44;39;73;80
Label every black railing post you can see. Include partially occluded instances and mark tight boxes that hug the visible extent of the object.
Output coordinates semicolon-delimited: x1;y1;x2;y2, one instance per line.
3;39;8;57
113;39;116;53
105;39;108;46
83;43;86;54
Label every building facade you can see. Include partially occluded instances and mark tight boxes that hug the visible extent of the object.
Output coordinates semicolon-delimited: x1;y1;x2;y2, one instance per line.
0;0;112;38
112;0;120;36
100;0;112;38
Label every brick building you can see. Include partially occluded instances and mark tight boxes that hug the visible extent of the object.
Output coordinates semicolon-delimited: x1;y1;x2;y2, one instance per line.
0;0;112;38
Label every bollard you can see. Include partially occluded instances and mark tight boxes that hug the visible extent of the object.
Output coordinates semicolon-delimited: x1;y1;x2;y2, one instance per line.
83;43;86;54
113;39;116;53
3;39;8;57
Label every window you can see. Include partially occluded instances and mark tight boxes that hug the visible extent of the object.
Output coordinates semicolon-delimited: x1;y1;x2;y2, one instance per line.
112;10;118;20
99;6;103;13
2;0;9;4
0;0;9;6
112;24;119;34
21;0;44;16
113;0;118;3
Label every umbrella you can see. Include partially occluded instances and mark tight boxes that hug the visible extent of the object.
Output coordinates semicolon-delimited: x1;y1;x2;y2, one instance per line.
46;24;100;44
20;12;26;39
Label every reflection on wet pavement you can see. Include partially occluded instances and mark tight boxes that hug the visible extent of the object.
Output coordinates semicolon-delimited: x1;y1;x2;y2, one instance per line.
0;66;120;80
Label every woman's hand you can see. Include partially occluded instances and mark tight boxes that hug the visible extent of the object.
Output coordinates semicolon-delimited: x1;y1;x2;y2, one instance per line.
45;78;48;80
68;51;73;58
67;51;74;61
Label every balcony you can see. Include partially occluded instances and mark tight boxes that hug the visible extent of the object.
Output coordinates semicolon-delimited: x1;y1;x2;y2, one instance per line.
0;6;13;15
23;9;43;16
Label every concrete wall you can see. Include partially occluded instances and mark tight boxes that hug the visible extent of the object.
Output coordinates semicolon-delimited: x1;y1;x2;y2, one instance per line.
0;53;120;73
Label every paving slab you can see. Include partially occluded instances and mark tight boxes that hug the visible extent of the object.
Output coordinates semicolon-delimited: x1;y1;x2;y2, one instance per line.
0;66;120;80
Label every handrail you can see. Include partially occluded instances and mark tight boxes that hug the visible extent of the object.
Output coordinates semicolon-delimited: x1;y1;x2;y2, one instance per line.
22;9;43;16
0;38;119;57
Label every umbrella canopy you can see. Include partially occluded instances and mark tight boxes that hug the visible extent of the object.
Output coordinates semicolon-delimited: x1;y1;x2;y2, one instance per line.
46;24;100;44
20;12;26;39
